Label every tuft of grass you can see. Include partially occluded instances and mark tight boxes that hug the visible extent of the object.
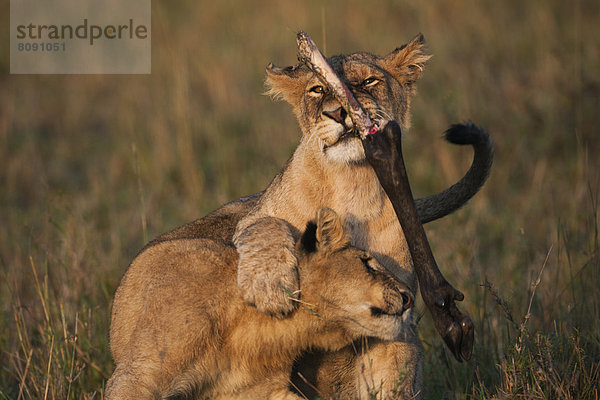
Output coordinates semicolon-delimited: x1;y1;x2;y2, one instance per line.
3;257;110;399
421;176;600;399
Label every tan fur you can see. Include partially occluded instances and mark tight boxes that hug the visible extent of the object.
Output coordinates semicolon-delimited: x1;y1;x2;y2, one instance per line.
231;35;431;398
106;209;414;399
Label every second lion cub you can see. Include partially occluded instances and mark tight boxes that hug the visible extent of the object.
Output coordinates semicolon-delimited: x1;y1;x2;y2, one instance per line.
106;208;414;399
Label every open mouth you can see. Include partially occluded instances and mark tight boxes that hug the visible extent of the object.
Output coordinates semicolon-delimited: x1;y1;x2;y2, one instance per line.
323;128;359;150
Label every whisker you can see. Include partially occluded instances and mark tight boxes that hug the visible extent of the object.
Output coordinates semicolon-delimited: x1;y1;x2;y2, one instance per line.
375;109;392;122
378;109;391;119
317;137;325;149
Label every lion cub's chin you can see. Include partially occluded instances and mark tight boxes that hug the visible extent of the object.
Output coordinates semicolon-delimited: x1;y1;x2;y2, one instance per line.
325;137;367;164
373;311;415;342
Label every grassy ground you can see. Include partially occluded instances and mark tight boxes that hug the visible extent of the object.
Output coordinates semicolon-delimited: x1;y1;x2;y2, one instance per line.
1;0;599;398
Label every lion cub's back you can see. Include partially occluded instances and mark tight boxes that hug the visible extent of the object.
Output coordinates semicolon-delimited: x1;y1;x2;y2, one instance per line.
110;238;240;364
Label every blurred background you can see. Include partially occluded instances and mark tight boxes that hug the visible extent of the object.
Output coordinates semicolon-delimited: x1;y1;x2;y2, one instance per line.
1;0;599;398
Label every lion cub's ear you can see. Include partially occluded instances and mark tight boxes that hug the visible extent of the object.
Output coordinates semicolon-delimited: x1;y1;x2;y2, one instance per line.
315;208;349;254
381;33;432;86
299;208;349;255
265;63;310;106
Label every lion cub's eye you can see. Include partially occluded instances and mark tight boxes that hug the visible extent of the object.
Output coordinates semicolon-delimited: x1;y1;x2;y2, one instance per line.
360;254;377;275
362;77;380;88
308;85;325;96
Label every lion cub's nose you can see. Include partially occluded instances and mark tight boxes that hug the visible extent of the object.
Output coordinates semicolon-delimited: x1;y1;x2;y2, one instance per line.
322;107;347;124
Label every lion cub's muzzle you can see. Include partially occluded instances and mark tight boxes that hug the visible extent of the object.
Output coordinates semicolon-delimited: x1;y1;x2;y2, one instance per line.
322;107;356;136
322;106;347;125
370;277;414;318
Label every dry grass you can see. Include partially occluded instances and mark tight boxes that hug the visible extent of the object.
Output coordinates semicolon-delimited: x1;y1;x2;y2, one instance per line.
1;0;599;398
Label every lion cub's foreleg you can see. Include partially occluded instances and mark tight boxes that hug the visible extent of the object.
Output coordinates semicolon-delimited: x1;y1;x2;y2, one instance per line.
234;216;300;317
105;363;164;399
293;338;423;399
354;340;424;399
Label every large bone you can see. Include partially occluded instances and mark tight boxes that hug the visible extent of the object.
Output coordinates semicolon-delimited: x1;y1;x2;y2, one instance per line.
295;31;474;361
362;121;474;362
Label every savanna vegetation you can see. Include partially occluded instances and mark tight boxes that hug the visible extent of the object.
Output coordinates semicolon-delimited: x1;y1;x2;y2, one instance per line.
1;0;599;398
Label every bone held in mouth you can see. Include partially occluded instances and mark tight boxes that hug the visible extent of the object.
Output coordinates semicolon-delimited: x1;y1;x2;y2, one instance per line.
362;121;474;362
296;31;380;139
295;31;474;361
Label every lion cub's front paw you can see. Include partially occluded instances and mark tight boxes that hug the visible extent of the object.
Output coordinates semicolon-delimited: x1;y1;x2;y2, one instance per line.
237;245;299;317
234;217;300;317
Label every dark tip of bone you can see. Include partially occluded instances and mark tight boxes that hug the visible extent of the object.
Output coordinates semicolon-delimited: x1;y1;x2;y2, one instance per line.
444;322;464;362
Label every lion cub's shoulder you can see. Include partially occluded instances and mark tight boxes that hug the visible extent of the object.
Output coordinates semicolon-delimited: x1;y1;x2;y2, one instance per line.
147;192;262;247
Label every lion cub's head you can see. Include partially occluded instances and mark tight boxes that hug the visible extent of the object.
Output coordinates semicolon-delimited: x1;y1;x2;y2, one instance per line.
266;34;430;164
297;208;414;342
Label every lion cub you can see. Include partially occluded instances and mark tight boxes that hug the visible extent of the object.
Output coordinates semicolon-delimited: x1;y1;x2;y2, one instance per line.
106;208;414;399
